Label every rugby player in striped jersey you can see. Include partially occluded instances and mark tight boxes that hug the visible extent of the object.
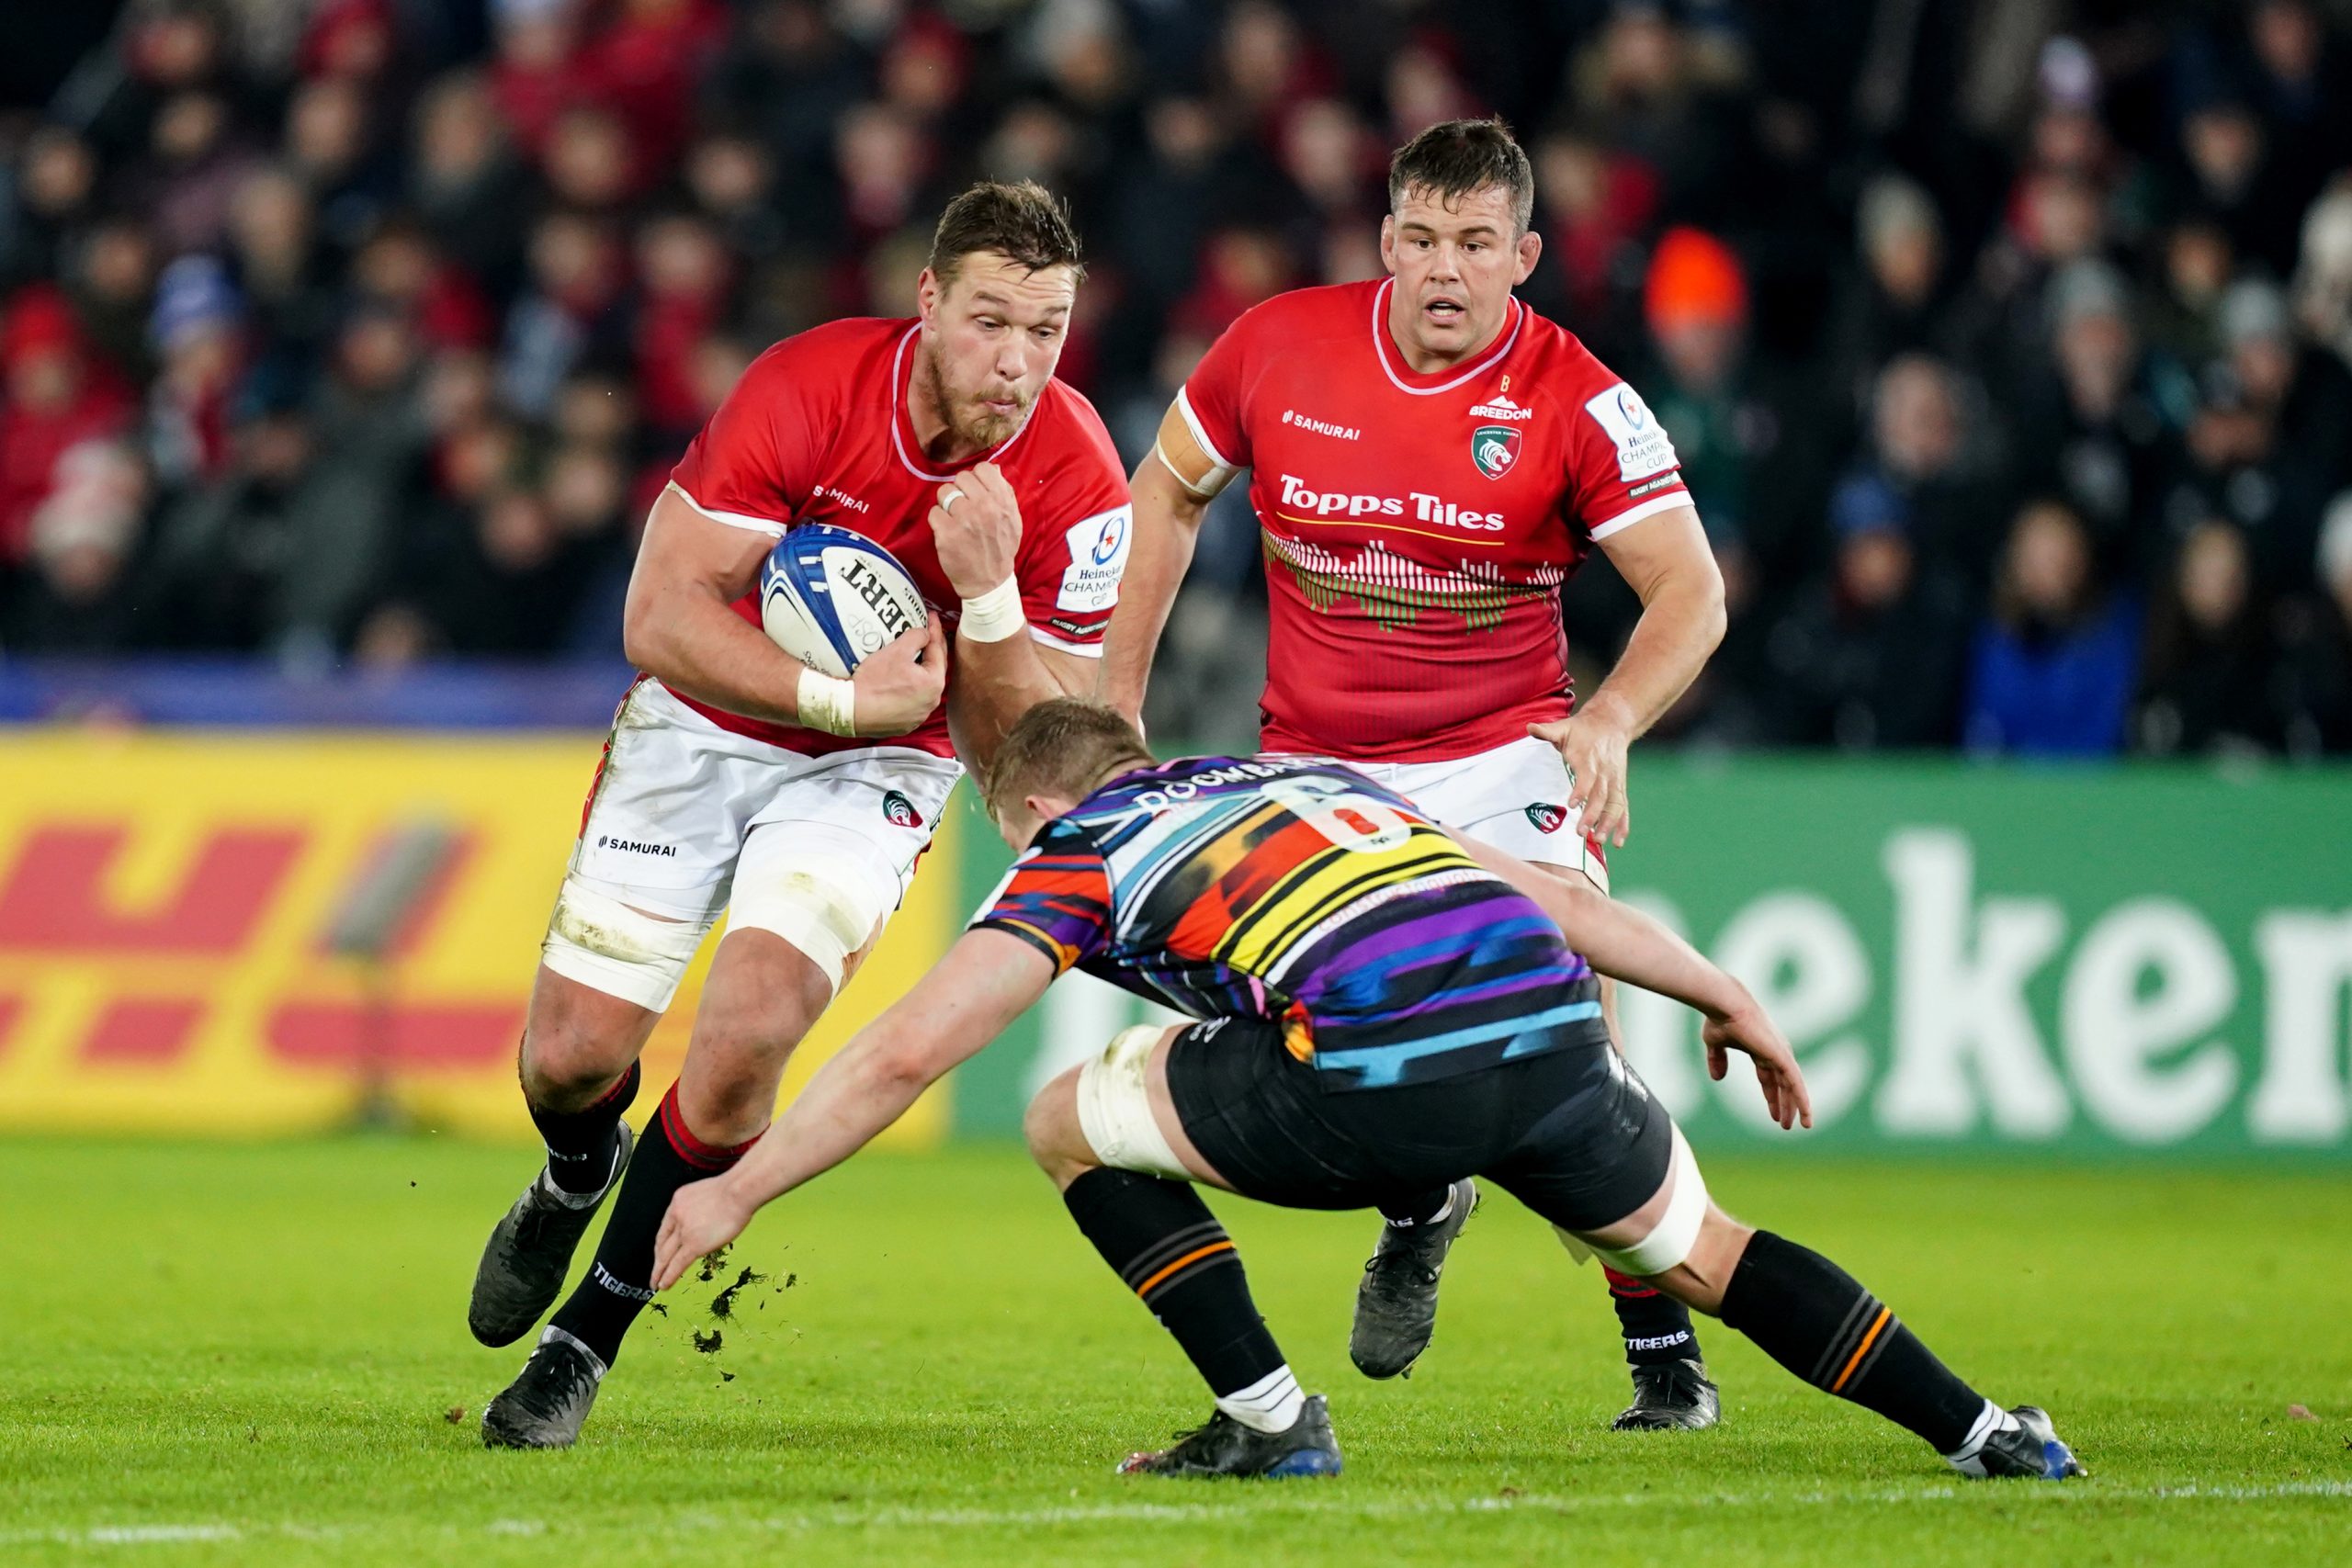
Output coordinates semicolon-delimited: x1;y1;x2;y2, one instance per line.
650;700;2084;1483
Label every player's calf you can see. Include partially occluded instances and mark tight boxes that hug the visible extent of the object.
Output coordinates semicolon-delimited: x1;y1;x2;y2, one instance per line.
1573;1157;2084;1479
469;975;657;1348
1030;1047;1336;1479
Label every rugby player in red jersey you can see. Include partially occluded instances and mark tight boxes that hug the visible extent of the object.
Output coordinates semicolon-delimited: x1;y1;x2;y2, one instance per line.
1102;120;1731;1428
469;182;1134;1449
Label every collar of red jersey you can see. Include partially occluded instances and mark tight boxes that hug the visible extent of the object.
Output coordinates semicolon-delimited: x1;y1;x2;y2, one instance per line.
888;323;1041;482
1369;277;1525;397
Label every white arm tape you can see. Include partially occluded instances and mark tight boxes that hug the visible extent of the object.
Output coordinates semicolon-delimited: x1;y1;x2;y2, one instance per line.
797;666;856;736
1154;436;1235;500
1168;388;1240;497
958;576;1027;643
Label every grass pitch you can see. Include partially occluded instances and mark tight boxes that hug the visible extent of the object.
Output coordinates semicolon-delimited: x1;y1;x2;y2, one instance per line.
1;1137;2346;1565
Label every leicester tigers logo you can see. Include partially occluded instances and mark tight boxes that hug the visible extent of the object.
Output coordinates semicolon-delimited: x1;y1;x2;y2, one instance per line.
881;790;922;828
1472;423;1521;479
1524;802;1568;833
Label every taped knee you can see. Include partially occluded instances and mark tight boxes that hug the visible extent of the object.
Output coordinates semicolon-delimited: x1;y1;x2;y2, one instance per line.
728;846;890;993
1074;1026;1191;1181
1586;1126;1709;1277
540;876;715;1012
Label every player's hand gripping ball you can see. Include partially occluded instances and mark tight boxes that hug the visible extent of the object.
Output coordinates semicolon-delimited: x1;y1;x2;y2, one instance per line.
760;525;930;675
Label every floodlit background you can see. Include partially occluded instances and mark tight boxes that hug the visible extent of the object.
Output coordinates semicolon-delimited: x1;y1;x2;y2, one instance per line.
2;0;2346;1153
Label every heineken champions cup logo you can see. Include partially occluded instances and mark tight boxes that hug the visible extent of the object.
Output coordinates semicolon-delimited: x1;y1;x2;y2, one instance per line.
1472;423;1520;479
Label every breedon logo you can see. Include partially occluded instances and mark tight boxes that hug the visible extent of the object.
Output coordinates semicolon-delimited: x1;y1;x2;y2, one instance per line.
1472;424;1521;479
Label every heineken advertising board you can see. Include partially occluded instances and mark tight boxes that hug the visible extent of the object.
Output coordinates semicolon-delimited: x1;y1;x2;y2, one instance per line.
946;757;2352;1157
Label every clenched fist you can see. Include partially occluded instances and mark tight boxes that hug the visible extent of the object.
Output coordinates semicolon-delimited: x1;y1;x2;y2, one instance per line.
928;461;1023;598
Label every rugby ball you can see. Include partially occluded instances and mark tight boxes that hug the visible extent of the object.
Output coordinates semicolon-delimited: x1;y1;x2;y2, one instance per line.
759;525;928;677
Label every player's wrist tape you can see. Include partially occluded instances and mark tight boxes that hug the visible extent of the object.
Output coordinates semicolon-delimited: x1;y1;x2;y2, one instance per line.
958;577;1026;643
797;666;857;736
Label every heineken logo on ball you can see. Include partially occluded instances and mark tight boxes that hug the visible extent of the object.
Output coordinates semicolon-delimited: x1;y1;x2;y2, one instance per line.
1472;423;1520;479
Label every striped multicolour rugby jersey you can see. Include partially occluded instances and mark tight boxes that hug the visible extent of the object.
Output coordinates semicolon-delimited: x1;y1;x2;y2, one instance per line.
973;754;1606;1090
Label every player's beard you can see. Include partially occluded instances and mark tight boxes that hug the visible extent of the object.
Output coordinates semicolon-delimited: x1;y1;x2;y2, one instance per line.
920;347;1030;454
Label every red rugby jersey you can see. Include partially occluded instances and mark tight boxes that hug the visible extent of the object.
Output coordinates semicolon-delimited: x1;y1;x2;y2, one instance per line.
1179;277;1691;761
666;316;1132;756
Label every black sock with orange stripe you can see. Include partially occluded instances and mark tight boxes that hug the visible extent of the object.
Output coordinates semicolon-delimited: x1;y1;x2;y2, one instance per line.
547;1082;759;1369
1718;1230;1983;1451
1062;1168;1293;1422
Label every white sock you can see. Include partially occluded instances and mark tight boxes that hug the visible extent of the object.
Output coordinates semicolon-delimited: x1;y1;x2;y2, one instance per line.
1216;1365;1305;1434
1940;1398;2018;1475
1390;1191;1453;1229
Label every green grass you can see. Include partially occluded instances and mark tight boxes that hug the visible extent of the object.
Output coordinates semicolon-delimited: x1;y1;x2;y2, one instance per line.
1;1138;2346;1565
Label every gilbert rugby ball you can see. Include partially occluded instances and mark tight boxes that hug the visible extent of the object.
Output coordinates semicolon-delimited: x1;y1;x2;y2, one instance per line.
759;525;928;677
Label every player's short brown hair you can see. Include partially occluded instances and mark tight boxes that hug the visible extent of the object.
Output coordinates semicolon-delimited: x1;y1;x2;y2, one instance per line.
984;699;1154;825
929;180;1086;289
1388;118;1535;235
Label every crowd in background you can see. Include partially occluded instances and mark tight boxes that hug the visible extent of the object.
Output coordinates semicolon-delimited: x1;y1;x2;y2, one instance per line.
4;0;2352;759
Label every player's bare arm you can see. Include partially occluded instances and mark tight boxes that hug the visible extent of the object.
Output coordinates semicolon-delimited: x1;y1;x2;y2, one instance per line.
622;484;947;737
651;931;1052;1285
1100;406;1219;723
1531;504;1725;849
1453;833;1809;1129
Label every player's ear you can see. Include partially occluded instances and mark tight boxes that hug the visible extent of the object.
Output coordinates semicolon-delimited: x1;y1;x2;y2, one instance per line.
1379;214;1398;275
1513;228;1543;286
916;266;942;325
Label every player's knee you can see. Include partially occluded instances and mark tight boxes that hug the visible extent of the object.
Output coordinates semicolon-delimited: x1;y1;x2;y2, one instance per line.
519;1010;641;1109
1023;1069;1096;1188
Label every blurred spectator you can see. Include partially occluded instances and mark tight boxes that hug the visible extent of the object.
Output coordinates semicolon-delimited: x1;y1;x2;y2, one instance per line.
1856;354;2002;590
1;129;100;289
2292;176;2352;371
1964;499;2140;756
228;166;336;372
2134;518;2279;756
143;378;317;650
411;71;532;293
2015;260;2188;578
1825;175;1951;418
132;88;259;257
2176;277;2352;588
3;437;149;652
1;286;133;565
633;212;731;440
1765;473;1969;750
2144;216;2236;371
143;254;244;488
2275;492;2352;755
1533;126;1659;344
499;211;625;420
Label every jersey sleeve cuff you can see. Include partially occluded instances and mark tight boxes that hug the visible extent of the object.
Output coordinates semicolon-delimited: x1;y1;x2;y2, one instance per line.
667;480;788;538
1587;489;1692;542
972;918;1077;974
1028;625;1106;657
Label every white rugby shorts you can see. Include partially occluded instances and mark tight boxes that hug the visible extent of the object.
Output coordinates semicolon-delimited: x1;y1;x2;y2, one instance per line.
546;679;961;1010
1346;734;1609;892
